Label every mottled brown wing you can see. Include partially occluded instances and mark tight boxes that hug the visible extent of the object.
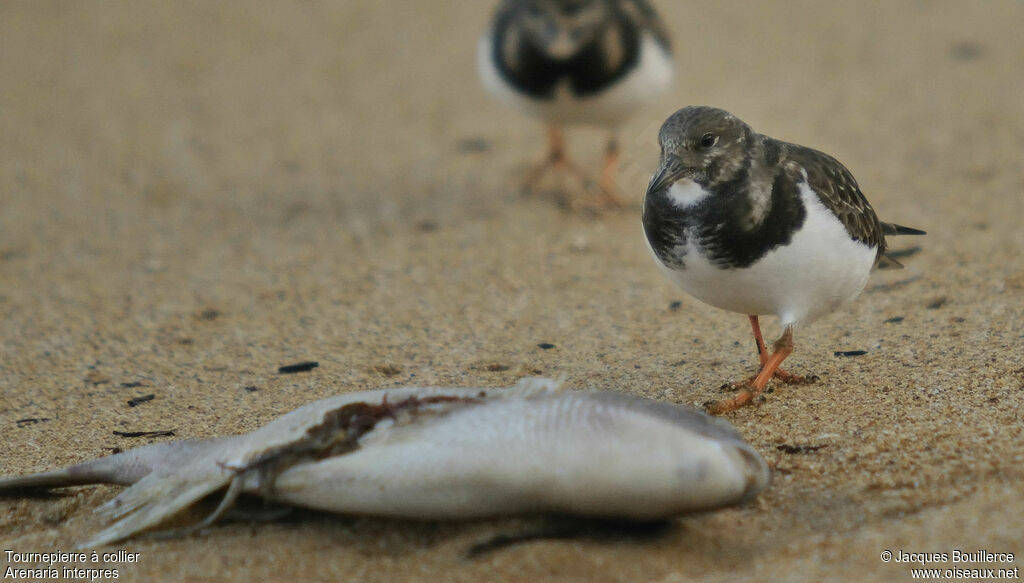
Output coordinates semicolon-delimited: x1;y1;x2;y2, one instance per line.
617;0;672;50
783;143;887;260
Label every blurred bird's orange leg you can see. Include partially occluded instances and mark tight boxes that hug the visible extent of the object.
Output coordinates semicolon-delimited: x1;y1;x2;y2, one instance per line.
593;136;626;207
547;124;567;165
524;125;590;194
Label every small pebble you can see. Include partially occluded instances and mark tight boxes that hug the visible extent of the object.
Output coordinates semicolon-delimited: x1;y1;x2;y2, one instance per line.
127;394;155;407
279;361;320;374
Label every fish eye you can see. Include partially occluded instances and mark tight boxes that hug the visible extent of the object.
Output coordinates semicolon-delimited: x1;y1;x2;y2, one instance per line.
698;133;717;149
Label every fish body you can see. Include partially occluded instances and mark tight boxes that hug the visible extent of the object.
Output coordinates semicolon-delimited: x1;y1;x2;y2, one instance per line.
0;379;769;547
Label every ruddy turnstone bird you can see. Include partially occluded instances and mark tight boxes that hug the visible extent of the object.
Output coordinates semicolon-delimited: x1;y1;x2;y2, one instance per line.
478;0;674;207
642;106;925;414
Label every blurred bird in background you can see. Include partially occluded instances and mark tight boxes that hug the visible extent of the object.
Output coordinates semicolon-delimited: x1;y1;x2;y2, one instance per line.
479;0;673;209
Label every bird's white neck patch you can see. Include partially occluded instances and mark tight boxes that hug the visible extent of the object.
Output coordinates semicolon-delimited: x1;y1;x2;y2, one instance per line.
666;180;710;208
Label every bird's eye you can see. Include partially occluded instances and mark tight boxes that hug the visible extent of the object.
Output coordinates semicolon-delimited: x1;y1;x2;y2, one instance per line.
698;133;717;148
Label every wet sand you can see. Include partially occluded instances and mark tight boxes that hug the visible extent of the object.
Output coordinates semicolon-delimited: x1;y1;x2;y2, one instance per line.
1;2;1022;581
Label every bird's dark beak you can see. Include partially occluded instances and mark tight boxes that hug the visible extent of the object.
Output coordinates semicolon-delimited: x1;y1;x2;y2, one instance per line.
645;155;691;198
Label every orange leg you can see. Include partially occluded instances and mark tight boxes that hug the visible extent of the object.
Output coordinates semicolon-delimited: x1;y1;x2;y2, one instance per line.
750;327;795;392
750;315;771;366
706;326;802;415
547;124;567;165
523;125;590;194
747;315;807;384
594;137;625;208
522;126;625;212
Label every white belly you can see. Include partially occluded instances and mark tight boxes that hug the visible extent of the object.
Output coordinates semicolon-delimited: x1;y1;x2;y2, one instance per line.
477;32;673;127
653;182;877;327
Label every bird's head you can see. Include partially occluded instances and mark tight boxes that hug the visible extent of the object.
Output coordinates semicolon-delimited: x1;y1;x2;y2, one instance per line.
647;106;756;197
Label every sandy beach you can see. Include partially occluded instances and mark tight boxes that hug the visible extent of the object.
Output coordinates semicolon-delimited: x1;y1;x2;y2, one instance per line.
1;2;1022;581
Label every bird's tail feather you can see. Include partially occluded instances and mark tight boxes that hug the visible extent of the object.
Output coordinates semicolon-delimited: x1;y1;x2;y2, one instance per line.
881;222;926;236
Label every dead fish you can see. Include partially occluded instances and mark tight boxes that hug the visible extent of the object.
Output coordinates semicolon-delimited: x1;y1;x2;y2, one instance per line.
0;378;769;548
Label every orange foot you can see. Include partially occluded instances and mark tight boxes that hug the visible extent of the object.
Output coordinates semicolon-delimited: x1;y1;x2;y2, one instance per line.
707;371;819;415
721;368;817;391
705;325;817;415
705;389;760;416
